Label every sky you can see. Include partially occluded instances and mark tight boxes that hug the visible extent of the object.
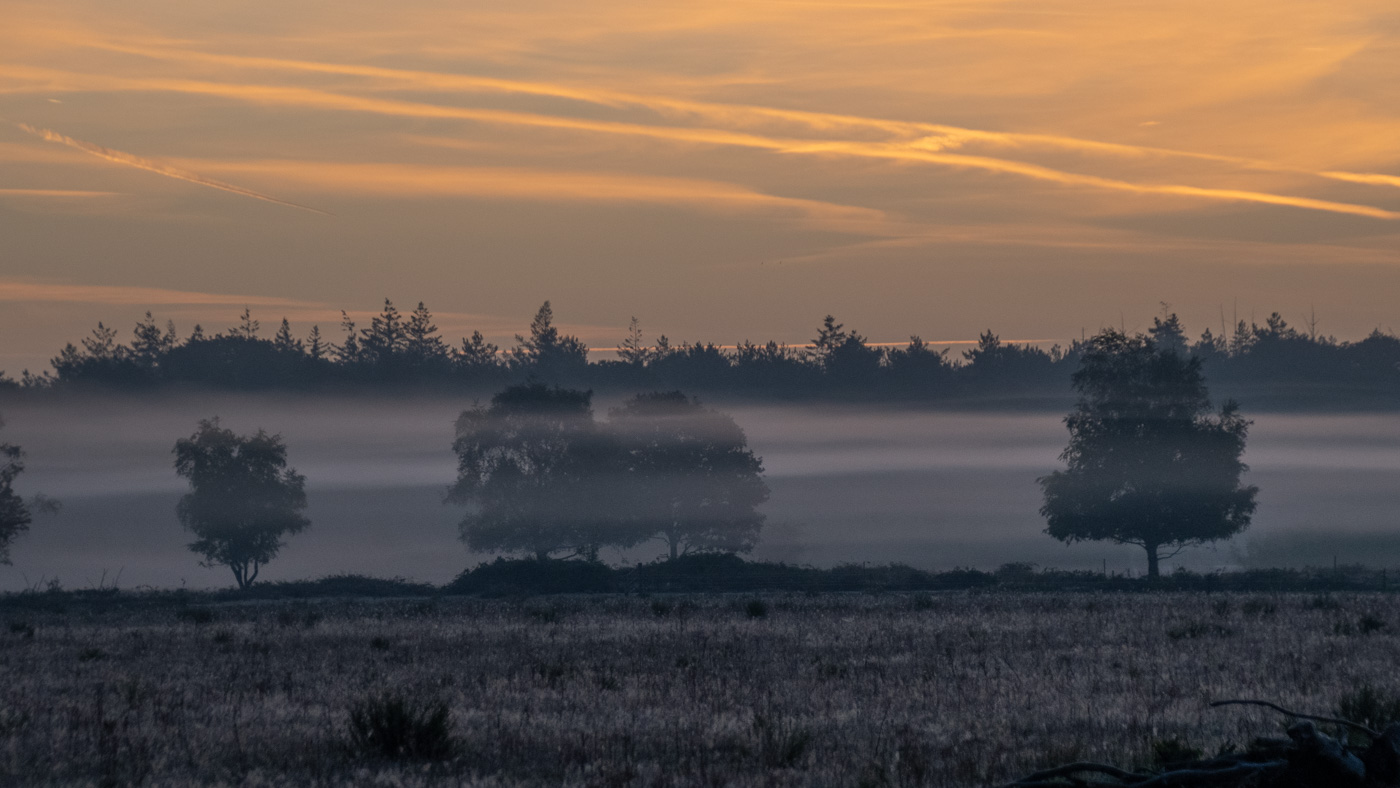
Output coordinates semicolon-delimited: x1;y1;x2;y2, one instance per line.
3;0;1400;374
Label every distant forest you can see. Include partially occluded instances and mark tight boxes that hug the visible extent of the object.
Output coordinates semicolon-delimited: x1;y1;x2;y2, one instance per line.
4;300;1399;408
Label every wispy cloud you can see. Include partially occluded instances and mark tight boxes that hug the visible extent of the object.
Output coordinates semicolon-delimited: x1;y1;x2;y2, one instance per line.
181;159;897;234
1321;171;1400;190
12;122;332;216
9;64;1394;223
0;279;325;307
62;39;1251;163
0;187;115;197
82;36;1400;190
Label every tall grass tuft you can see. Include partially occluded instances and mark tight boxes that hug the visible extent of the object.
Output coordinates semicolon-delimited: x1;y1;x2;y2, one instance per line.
347;692;454;760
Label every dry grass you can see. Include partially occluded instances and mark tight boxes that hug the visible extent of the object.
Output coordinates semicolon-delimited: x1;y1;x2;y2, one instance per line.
3;592;1399;786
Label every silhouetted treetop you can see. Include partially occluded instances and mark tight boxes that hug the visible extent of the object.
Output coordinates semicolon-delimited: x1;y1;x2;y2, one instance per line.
15;301;1400;408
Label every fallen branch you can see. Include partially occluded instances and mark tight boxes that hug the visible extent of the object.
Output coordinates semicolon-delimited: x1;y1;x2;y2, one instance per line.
1000;698;1396;787
1210;699;1380;738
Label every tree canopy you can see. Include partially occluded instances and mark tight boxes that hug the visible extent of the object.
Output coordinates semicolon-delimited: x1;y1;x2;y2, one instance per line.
610;391;768;560
173;418;310;588
448;384;642;560
1039;329;1258;577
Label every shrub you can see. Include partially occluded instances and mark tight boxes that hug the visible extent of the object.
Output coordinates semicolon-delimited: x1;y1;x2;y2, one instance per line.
1308;594;1343;611
276;608;322;628
1152;737;1202;767
1335;615;1388;636
446;557;615;595
1240;598;1277;618
525;605;559;623
1166;621;1232;640
752;712;811;768
745;599;768;619
1359;614;1388;634
1337;685;1400;731
175;607;215;624
347;693;454;760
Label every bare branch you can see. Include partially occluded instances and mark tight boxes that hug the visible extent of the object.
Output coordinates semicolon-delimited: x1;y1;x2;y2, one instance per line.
1210;699;1379;737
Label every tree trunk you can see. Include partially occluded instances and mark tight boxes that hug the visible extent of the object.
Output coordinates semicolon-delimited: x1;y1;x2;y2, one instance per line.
1144;543;1161;578
669;535;679;562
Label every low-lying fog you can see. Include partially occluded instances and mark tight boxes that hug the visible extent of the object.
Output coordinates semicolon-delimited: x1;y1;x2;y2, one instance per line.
2;394;1398;591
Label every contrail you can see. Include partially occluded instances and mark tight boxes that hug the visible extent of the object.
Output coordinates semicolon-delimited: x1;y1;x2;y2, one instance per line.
13;122;331;216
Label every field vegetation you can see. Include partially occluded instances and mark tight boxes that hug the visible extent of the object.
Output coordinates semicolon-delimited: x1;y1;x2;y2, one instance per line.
4;590;1400;786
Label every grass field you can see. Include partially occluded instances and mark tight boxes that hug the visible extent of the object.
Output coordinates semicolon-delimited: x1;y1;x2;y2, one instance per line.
3;591;1398;786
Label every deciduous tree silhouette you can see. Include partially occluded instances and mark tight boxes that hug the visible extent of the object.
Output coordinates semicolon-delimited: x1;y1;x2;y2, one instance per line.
610;391;768;560
448;384;640;560
173;418;309;589
0;417;32;565
1039;330;1257;577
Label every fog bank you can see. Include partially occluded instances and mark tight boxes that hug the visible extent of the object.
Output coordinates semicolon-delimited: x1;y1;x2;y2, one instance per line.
2;395;1397;590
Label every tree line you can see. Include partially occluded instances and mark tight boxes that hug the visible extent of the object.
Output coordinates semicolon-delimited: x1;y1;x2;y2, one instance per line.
0;325;1260;585
4;300;1398;407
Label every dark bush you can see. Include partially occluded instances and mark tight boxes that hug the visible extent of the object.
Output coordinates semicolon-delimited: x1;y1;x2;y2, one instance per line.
752;713;811;768
1359;614;1388;634
175;607;215;624
1152;737;1202;767
1337;685;1400;731
347;693;454;760
445;557;616;595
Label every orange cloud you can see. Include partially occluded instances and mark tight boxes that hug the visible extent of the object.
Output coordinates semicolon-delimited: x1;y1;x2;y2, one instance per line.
54;38;1250;163
0;279;325;308
181;158;897;234
0;188;115;197
1321;171;1400;190
8;66;1393;222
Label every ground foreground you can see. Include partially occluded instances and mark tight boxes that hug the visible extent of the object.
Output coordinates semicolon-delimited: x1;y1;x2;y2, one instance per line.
3;592;1398;786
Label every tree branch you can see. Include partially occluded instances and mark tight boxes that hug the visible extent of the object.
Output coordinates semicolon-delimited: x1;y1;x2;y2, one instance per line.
1130;759;1286;788
995;761;1149;786
1158;544;1189;561
1210;699;1379;737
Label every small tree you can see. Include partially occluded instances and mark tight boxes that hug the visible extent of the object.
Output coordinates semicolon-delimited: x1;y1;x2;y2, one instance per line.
1039;330;1257;577
0;417;32;565
610;392;768;560
173;419;309;588
618;317;650;366
448;384;640;560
